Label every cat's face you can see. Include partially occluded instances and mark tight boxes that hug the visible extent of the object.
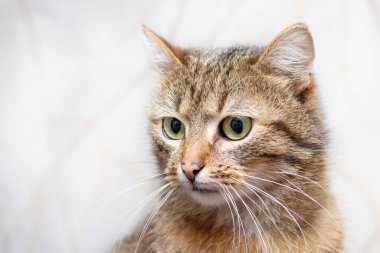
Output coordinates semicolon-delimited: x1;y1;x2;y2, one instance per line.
146;24;324;207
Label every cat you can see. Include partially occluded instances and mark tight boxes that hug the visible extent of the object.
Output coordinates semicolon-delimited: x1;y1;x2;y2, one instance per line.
110;23;344;253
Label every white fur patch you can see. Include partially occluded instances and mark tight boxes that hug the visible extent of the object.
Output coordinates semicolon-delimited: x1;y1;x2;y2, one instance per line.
261;25;315;79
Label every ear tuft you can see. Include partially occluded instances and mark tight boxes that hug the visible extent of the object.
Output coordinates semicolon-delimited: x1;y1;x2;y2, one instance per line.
257;23;315;82
142;25;186;69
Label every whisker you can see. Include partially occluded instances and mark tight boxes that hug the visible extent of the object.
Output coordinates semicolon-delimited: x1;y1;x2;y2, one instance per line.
216;184;237;247
271;176;339;249
232;187;269;253
274;171;327;193
222;185;248;252
221;185;241;247
242;181;308;248
245;179;337;251
245;174;341;247
113;182;173;225
111;182;172;253
134;187;176;253
247;174;338;225
237;187;288;245
93;173;167;232
97;172;167;203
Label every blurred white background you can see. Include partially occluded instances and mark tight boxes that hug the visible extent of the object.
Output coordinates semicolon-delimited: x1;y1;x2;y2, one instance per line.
1;0;380;252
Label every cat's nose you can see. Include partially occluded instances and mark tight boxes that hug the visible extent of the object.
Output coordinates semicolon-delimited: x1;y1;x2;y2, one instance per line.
181;162;204;182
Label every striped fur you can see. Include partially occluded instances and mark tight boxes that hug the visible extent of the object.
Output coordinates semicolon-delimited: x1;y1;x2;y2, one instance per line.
112;23;344;253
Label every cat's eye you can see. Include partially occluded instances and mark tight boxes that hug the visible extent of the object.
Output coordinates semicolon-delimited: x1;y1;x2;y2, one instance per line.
163;117;185;140
220;116;251;140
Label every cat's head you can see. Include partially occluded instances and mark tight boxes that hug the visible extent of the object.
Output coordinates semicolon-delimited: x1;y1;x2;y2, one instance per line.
144;24;325;206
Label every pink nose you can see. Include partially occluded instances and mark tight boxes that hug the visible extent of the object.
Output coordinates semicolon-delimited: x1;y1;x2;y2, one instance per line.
181;162;204;182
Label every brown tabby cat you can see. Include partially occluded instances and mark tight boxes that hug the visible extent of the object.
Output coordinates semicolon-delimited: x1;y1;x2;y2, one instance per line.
111;23;344;253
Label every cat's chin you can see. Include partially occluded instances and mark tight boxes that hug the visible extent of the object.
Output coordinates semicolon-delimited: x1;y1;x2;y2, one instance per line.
181;183;226;206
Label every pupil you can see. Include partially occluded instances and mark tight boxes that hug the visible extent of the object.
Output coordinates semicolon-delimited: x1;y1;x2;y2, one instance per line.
170;118;181;134
230;118;243;134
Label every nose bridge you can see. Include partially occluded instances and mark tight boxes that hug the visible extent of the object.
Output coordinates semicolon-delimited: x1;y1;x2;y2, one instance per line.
182;127;208;163
182;141;206;167
181;126;209;182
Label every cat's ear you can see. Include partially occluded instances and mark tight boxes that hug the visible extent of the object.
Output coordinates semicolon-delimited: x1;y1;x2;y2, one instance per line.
142;25;186;69
256;23;314;87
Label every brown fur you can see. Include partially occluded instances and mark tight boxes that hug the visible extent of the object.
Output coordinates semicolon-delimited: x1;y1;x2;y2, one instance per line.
111;24;344;252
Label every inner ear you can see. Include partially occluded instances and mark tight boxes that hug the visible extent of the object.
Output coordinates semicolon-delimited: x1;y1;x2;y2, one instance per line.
142;25;187;68
256;23;315;88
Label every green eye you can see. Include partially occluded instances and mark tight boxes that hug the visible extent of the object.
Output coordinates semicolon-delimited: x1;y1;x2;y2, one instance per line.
163;117;185;140
221;116;252;140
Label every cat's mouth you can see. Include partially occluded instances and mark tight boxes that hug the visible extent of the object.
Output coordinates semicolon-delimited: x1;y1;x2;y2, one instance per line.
192;184;219;194
185;183;225;205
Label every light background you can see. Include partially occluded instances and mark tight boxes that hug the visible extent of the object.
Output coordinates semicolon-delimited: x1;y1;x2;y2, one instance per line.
1;0;379;252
